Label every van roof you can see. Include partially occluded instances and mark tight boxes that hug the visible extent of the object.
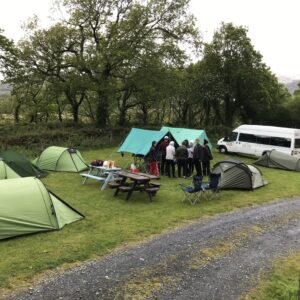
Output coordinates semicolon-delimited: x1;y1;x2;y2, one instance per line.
234;125;300;137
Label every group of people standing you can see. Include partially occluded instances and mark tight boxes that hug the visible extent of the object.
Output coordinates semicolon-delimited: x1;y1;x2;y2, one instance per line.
149;136;213;178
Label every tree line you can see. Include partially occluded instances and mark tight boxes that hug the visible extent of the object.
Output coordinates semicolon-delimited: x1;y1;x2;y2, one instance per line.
0;0;299;129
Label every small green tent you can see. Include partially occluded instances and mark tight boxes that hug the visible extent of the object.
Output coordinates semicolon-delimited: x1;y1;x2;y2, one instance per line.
161;126;211;148
0;150;48;178
0;177;84;240
118;128;168;156
33;146;88;172
212;160;267;190
0;159;20;179
254;150;300;171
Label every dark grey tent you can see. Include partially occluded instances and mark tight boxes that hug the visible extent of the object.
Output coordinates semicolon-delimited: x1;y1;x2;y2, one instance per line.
254;150;300;171
212;160;267;190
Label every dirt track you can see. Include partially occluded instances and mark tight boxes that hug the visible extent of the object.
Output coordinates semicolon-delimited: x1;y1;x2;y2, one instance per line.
4;197;300;300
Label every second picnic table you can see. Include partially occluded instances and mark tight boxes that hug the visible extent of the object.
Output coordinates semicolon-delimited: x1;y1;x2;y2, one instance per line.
113;171;160;201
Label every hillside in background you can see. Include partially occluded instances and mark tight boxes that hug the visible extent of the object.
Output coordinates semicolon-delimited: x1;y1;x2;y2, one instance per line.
0;82;11;96
278;76;300;94
1;78;300;96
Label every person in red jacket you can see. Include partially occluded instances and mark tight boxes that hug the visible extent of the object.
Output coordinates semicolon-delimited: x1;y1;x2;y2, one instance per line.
159;136;169;175
149;141;159;176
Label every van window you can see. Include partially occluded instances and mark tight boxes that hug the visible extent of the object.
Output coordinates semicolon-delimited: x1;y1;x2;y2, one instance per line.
228;132;238;142
256;136;270;145
239;133;256;143
269;137;291;148
295;139;300;148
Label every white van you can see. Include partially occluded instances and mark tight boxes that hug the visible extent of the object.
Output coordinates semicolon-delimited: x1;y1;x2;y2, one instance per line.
217;125;300;157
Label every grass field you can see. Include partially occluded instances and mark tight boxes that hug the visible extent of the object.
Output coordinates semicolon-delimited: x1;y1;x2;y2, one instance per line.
1;148;300;295
245;252;300;300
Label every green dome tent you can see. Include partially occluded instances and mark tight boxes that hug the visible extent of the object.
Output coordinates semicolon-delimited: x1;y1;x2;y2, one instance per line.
33;146;88;172
0;159;20;179
254;150;300;171
0;177;84;240
0;150;48;178
212;160;267;190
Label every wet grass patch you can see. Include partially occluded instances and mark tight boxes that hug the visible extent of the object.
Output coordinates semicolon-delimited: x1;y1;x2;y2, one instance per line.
244;251;300;300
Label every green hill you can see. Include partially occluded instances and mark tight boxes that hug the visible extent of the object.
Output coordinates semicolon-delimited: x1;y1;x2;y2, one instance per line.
0;82;11;96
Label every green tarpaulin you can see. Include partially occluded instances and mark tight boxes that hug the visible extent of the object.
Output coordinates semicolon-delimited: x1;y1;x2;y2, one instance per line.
0;150;48;178
254;150;300;171
0;177;84;240
33;146;88;172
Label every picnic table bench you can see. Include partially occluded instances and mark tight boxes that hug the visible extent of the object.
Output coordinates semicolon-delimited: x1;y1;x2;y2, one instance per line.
80;165;121;190
113;171;160;201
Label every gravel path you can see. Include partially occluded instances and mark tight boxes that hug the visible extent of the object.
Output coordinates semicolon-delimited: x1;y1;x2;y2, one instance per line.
4;197;300;300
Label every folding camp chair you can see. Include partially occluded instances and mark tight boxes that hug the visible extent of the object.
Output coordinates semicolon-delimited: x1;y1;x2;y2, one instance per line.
201;173;221;200
179;176;204;205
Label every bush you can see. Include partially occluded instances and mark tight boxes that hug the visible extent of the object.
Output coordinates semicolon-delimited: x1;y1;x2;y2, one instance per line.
0;123;130;156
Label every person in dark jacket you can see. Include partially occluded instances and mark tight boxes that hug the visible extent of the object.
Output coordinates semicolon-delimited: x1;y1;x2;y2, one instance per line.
202;139;213;176
159;136;169;175
175;142;188;178
182;139;189;148
149;141;159;176
193;138;204;177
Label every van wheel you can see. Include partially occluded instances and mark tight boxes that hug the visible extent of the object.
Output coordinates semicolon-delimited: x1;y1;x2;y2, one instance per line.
219;146;228;154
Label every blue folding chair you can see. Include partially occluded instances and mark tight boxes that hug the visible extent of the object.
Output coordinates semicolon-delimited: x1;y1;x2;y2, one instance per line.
179;176;204;205
201;173;221;200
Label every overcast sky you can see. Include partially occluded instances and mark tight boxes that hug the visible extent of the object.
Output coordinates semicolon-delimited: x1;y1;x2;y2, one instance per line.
0;0;299;79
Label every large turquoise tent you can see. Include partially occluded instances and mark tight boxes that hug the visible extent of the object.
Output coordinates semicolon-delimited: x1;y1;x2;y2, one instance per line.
118;127;211;156
0;177;84;240
161;126;211;148
118;128;168;156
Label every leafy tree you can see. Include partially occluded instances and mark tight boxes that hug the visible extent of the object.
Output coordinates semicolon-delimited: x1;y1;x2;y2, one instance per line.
0;29;18;78
284;83;300;127
16;22;90;123
61;0;199;127
198;23;284;127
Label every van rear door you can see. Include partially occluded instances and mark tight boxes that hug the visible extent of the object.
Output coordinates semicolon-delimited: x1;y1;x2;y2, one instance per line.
293;139;300;156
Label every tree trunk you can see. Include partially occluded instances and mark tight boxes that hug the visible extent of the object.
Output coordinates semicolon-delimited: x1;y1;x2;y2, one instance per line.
224;95;233;127
96;90;109;127
55;99;63;122
72;105;79;123
14;104;21;123
141;103;148;125
118;108;126;126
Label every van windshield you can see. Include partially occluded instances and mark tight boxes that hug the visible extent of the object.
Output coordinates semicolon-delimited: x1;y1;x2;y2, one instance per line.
295;139;300;148
227;132;238;142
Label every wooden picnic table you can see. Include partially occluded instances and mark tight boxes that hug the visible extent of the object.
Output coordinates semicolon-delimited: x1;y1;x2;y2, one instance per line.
114;171;160;201
80;165;121;190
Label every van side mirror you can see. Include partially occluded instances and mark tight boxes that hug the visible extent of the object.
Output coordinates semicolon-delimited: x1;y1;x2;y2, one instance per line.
224;136;229;142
